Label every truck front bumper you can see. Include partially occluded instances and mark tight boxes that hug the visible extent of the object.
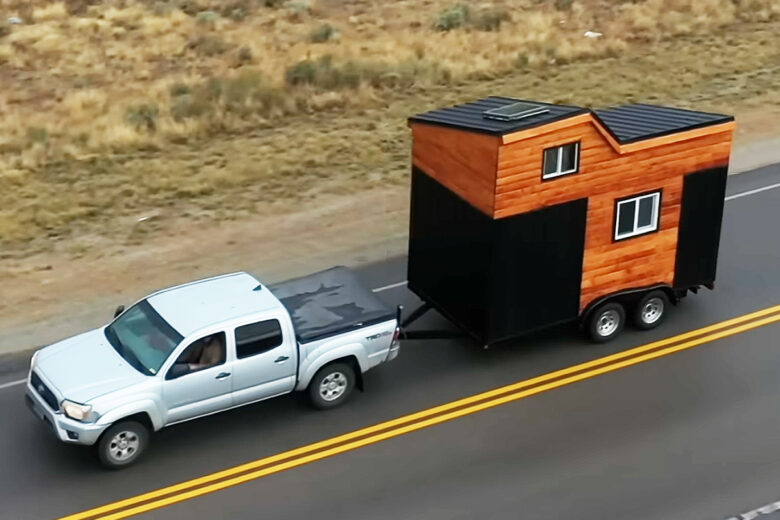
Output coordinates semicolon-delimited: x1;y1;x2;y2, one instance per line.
25;382;106;446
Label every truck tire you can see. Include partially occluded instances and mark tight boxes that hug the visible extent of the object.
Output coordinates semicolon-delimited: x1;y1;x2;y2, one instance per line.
587;301;625;343
633;290;670;330
308;362;355;410
97;420;149;470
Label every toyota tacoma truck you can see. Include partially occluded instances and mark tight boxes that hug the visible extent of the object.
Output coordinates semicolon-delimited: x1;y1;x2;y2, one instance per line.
25;267;400;469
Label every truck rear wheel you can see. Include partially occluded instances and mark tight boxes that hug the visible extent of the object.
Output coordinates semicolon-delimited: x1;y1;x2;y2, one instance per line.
633;290;670;330
587;301;625;343
97;420;149;470
308;362;355;410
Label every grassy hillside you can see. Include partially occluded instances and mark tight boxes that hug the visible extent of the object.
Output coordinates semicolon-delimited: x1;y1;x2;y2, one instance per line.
0;0;778;251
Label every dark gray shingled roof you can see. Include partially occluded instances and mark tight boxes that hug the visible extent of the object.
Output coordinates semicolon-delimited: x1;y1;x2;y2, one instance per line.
593;103;734;144
408;96;587;136
409;97;733;144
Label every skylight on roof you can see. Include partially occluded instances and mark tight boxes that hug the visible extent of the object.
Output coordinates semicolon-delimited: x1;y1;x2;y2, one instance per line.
482;101;549;122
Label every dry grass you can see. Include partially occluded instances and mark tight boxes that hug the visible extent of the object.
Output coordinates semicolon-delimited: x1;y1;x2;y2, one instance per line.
0;0;779;251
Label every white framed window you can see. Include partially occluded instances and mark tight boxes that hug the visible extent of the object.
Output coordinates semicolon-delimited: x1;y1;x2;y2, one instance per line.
614;192;661;241
542;142;579;179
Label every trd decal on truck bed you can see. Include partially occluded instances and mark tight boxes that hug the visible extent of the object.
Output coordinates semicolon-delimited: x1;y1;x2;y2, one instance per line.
366;331;393;341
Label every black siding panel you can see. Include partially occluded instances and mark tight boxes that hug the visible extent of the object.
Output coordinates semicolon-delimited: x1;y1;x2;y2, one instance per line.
674;166;728;288
487;198;588;343
407;167;492;342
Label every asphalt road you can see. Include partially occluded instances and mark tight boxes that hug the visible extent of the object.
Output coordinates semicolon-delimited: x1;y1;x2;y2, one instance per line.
1;165;779;520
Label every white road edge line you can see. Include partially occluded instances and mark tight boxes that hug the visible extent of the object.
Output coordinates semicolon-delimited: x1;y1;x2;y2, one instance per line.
0;379;26;390
725;181;780;201
372;280;408;293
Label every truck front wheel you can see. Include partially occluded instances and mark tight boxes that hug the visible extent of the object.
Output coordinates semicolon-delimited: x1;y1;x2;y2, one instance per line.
97;420;149;470
308;362;355;410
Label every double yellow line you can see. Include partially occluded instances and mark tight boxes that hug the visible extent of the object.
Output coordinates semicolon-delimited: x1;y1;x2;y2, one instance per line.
61;304;780;520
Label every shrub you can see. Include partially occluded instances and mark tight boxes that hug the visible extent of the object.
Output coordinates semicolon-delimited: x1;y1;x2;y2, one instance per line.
472;9;510;31
169;71;271;120
65;0;99;16
150;2;174;16
285;56;451;90
125;103;159;132
235;46;253;65
228;7;247;21
309;23;336;43
171;94;210;120
285;1;312;17
434;4;470;31
27;127;48;144
189;35;231;56
224;70;264;108
169;82;192;97
196;10;220;25
285;56;361;89
285;59;318;86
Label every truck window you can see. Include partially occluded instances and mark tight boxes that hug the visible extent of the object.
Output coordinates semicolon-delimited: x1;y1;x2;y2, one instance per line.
235;320;283;359
166;332;226;379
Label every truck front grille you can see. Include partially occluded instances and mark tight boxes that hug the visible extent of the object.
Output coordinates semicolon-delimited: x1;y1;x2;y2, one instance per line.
30;371;59;411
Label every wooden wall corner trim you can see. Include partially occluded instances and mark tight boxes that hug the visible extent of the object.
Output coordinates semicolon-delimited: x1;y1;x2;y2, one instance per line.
590;116;623;153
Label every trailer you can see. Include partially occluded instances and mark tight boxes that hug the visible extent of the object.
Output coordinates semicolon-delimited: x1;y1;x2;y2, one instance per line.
403;97;735;344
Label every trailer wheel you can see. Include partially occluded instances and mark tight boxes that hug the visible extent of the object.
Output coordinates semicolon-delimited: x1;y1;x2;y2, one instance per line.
633;290;670;330
587;302;625;343
308;362;355;410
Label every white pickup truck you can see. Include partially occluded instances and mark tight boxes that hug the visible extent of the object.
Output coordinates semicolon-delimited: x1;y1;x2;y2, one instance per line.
25;267;400;469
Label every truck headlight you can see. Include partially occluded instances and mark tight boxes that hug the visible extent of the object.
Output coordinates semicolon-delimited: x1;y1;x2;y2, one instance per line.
62;400;92;421
30;350;40;369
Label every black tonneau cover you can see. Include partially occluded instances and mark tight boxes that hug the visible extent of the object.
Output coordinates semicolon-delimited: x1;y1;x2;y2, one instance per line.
269;266;395;343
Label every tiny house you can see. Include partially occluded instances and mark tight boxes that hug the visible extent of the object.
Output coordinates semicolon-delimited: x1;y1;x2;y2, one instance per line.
405;97;735;344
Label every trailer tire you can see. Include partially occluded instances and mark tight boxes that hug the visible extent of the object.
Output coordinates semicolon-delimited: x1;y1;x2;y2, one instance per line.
587;301;625;343
633;290;670;330
308;362;355;410
97;420;149;470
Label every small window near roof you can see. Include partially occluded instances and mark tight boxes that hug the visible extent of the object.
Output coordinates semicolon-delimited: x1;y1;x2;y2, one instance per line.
542;142;579;179
615;192;661;241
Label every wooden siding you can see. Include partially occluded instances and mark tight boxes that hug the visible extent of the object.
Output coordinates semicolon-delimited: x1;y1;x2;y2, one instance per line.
410;123;499;216
494;120;733;311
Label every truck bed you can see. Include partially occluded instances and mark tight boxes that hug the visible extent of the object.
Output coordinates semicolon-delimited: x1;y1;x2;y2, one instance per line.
269;266;395;343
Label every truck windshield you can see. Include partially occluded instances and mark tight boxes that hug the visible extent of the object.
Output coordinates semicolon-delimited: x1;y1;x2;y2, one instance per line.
104;300;183;375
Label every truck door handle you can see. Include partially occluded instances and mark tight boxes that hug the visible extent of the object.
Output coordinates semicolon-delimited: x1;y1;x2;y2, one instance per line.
274;356;289;363
215;372;231;380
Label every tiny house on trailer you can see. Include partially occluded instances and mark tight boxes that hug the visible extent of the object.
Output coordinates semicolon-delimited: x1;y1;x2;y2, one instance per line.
405;97;735;344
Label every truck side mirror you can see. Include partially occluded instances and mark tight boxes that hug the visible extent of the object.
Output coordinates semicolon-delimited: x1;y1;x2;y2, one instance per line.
113;305;125;319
